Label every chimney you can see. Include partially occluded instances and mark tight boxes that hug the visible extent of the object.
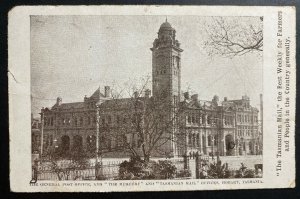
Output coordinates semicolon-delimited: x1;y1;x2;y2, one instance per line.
56;97;62;106
84;95;88;102
145;89;151;98
183;92;190;100
224;97;227;101
104;86;111;98
191;94;198;101
133;91;139;98
213;95;219;102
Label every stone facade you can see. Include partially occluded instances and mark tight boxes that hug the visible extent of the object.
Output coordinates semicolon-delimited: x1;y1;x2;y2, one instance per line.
38;20;261;158
178;94;260;157
31;115;41;153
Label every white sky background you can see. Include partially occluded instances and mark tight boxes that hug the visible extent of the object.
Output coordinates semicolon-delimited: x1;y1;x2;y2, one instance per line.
31;15;263;118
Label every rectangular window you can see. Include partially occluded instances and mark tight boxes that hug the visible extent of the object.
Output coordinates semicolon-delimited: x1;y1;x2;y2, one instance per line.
207;115;211;125
192;115;195;123
187;115;191;124
207;135;212;146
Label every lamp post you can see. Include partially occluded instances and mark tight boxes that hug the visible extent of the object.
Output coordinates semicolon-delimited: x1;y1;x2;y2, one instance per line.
96;105;100;165
95;104;104;179
216;118;221;162
39;108;45;158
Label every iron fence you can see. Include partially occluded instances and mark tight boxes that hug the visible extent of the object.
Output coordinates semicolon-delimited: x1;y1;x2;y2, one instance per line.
35;157;187;181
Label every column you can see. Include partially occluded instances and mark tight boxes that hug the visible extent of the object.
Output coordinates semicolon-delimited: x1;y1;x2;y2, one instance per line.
223;133;226;156
185;131;188;155
205;131;208;155
199;131;202;154
82;131;87;152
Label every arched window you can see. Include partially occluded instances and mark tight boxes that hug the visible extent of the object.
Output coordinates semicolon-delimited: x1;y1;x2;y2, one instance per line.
196;134;200;147
192;134;196;147
61;135;70;154
214;135;217;146
202;114;206;124
188;133;192;146
73;135;83;152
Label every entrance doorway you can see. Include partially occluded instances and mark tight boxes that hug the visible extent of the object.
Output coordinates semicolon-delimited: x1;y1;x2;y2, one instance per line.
225;134;235;156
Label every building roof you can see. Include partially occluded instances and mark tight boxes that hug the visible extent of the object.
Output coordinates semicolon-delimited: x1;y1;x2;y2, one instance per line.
180;99;213;110
99;97;145;110
180;97;258;112
89;87;105;101
160;21;173;30
52;102;85;110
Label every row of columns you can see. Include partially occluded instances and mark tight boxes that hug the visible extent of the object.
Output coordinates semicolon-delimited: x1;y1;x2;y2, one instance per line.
185;131;227;156
43;133;98;153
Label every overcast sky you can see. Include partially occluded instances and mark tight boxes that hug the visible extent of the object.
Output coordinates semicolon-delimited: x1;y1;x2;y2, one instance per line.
31;15;263;117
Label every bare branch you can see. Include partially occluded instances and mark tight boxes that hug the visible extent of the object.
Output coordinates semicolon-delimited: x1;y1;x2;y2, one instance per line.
204;17;263;58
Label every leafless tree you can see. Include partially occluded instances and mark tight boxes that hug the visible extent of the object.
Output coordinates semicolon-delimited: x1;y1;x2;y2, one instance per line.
204;17;263;58
96;77;185;162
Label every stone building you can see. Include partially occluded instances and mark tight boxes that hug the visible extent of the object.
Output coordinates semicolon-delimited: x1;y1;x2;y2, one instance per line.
38;20;261;158
178;94;260;157
31;115;41;154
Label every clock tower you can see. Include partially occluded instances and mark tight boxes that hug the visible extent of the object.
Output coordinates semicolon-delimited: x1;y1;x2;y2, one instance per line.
151;19;183;104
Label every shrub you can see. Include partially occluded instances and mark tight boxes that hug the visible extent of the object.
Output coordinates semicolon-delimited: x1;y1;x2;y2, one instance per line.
118;157;177;180
156;160;177;179
235;168;255;178
118;156;156;180
176;169;192;178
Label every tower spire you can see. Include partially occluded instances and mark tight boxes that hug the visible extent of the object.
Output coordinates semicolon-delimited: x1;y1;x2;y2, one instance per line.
166;16;167;22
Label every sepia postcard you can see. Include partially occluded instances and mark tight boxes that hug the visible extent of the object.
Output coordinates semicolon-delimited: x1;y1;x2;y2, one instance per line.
8;6;295;192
